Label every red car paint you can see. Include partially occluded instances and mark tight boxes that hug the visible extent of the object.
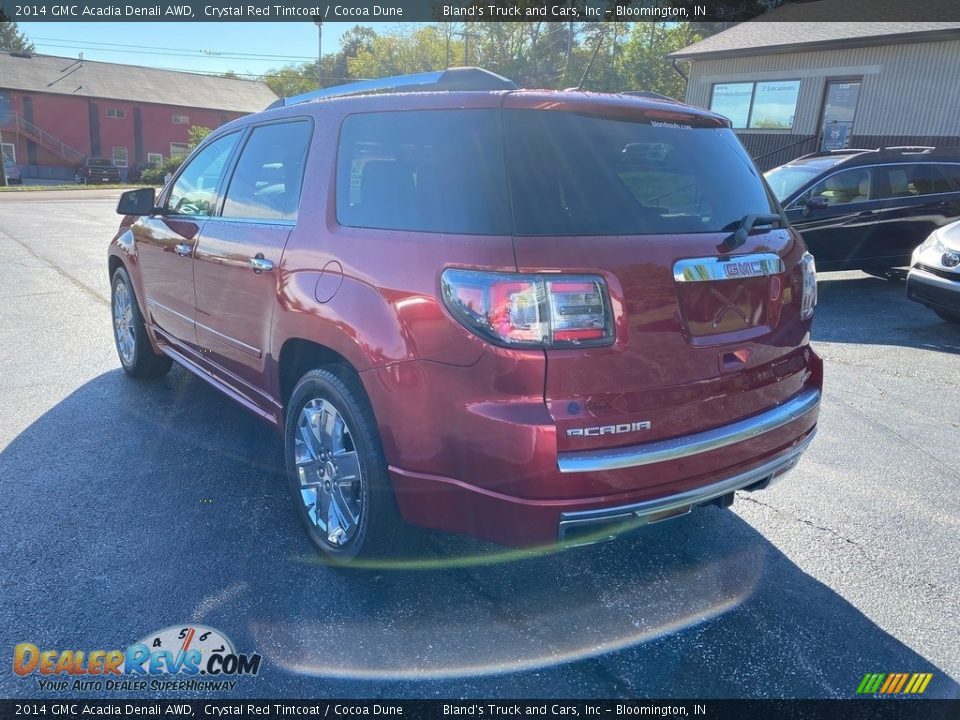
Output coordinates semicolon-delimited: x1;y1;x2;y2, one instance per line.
109;87;821;547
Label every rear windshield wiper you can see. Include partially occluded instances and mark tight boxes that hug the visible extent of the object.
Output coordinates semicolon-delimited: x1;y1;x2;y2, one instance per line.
719;213;783;253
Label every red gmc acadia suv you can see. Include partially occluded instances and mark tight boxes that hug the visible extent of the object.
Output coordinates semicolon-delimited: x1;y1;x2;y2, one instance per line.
109;68;822;562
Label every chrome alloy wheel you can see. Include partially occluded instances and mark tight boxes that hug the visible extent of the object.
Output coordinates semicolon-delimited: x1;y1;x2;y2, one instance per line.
294;398;364;547
113;281;136;366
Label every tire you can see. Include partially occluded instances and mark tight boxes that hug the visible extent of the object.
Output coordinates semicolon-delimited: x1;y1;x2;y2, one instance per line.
111;267;172;378
74;173;85;185
935;310;960;324
284;367;403;563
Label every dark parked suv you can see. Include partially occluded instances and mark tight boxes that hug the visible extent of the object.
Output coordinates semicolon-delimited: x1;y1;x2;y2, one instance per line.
765;147;960;274
109;68;822;562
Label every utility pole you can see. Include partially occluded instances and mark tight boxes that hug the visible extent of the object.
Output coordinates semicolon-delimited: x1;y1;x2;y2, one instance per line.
314;19;323;88
0;129;7;187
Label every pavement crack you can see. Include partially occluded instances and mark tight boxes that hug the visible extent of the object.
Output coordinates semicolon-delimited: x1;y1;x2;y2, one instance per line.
739;496;960;610
738;495;863;552
0;225;108;307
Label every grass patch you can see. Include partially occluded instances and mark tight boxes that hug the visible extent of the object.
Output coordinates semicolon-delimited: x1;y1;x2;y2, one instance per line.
0;183;158;193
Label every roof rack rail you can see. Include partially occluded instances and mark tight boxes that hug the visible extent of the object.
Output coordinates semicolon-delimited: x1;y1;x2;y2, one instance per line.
878;145;935;152
267;67;517;109
796;148;875;160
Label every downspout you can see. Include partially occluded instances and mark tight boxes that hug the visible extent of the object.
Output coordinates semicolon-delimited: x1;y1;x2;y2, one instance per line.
671;58;689;85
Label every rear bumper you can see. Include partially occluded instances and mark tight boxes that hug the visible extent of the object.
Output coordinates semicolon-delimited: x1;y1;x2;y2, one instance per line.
557;427;814;543
557;387;819;473
907;267;960;314
386;385;820;547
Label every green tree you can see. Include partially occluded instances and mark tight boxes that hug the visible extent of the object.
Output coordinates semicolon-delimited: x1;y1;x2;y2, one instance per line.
0;21;34;52
332;25;378;80
348;26;449;78
188;126;212;150
614;23;705;99
262;63;319;97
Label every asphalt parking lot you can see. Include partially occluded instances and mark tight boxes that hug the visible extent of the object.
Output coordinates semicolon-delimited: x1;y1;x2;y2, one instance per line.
0;189;958;699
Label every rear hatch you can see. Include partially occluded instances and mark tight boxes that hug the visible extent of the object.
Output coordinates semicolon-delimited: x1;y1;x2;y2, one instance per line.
502;94;813;455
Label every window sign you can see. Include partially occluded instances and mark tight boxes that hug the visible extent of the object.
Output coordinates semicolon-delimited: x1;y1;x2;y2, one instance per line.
749;80;800;129
710;80;800;130
710;83;753;129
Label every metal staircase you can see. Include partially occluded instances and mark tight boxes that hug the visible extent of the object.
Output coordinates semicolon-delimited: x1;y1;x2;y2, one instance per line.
0;112;85;164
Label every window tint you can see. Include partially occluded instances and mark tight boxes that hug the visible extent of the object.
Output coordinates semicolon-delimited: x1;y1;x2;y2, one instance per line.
940;164;960;190
503;110;775;236
805;167;874;206
167;133;239;217
222;121;312;221
874;164;952;199
336;110;510;235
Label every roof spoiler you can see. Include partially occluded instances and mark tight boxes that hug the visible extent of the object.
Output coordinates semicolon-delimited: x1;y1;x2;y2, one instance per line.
267;67;517;109
619;90;680;103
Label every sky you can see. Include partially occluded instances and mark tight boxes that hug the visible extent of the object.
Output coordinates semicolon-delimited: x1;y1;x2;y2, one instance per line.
17;22;405;79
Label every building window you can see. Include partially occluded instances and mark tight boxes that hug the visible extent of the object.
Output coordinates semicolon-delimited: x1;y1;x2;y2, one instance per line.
710;80;800;130
147;152;163;165
1;142;15;164
172;114;190;125
170;143;190;158
106;108;126;119
112;147;128;168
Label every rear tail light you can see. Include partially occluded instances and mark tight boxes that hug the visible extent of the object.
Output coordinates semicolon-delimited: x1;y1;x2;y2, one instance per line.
440;268;613;348
800;252;817;320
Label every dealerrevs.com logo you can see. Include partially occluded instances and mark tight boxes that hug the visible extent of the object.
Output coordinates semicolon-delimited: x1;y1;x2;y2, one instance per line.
13;625;261;692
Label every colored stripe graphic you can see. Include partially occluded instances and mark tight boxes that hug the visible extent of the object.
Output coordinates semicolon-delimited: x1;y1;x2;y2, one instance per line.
857;674;886;694
903;673;933;694
857;672;932;694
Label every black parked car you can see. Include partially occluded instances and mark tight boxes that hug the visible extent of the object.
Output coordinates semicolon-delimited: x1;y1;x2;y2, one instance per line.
74;157;122;184
765;147;960;274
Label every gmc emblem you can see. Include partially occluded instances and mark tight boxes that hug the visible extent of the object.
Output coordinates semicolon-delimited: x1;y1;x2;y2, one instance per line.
723;260;771;278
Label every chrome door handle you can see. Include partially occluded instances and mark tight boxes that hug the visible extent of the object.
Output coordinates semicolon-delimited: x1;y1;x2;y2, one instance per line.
249;256;274;273
174;242;192;257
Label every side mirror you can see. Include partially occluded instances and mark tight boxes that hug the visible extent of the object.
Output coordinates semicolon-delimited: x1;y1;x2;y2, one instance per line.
800;196;827;217
117;188;157;216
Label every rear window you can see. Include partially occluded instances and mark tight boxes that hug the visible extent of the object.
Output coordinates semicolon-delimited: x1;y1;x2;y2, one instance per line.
503;109;776;236
336;110;510;235
335;108;775;237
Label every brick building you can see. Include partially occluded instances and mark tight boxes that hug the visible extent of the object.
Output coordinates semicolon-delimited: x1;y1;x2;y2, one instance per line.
0;51;276;180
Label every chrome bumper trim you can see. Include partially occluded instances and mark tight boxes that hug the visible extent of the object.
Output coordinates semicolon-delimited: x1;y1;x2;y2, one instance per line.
557;429;816;543
557;387;820;474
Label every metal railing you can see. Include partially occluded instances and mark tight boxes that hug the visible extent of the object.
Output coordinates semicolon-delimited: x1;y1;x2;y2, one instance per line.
0;112;85;164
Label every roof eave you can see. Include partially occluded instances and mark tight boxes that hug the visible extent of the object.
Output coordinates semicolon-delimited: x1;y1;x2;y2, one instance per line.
668;28;960;62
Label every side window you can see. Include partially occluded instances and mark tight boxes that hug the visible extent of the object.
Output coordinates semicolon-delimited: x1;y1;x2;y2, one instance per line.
222;121;312;222
806;167;873;206
166;133;239;217
336;110;510;235
940;164;960;190
875;164;952;200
